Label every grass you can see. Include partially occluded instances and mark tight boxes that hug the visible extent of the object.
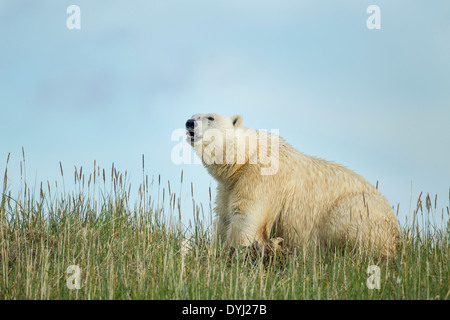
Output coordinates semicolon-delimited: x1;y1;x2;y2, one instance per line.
0;152;449;300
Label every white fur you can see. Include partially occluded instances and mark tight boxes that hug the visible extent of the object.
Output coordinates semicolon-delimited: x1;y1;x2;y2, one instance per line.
187;113;401;257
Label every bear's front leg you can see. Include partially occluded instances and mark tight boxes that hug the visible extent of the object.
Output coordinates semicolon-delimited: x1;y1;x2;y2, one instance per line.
226;207;271;247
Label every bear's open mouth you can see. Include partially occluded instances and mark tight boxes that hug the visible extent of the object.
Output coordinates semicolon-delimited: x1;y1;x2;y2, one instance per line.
186;130;201;143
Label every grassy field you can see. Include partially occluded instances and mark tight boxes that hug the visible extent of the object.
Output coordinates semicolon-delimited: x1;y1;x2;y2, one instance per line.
0;154;449;300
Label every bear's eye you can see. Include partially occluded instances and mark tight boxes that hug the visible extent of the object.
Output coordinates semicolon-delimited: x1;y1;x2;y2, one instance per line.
207;116;214;121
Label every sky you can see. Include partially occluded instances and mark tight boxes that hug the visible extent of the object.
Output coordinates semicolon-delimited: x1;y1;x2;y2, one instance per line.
0;1;449;229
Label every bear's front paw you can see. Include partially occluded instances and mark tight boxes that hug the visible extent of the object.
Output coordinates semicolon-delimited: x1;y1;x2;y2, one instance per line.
227;238;289;267
265;237;285;257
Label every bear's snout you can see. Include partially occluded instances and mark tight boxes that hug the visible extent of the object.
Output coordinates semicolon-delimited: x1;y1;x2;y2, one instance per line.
186;119;196;130
185;119;199;142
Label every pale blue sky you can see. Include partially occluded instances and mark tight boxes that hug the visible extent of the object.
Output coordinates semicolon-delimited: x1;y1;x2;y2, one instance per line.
1;1;449;228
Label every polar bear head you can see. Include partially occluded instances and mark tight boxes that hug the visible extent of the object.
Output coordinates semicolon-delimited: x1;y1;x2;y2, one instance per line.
185;113;243;144
185;113;279;177
185;113;252;166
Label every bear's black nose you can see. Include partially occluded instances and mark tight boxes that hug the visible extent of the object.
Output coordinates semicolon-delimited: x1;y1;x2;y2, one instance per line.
186;119;196;129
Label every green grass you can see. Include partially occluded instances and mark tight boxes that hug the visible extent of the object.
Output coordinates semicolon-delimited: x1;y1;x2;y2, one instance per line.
0;154;449;300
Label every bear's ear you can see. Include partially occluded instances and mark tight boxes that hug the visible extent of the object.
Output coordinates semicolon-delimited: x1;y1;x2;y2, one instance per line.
231;114;243;127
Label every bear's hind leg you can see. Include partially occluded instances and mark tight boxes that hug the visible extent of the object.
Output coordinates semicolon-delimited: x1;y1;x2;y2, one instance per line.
324;193;401;258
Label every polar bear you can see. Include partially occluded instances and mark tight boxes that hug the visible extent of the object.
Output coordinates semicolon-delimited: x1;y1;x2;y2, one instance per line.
185;113;401;257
